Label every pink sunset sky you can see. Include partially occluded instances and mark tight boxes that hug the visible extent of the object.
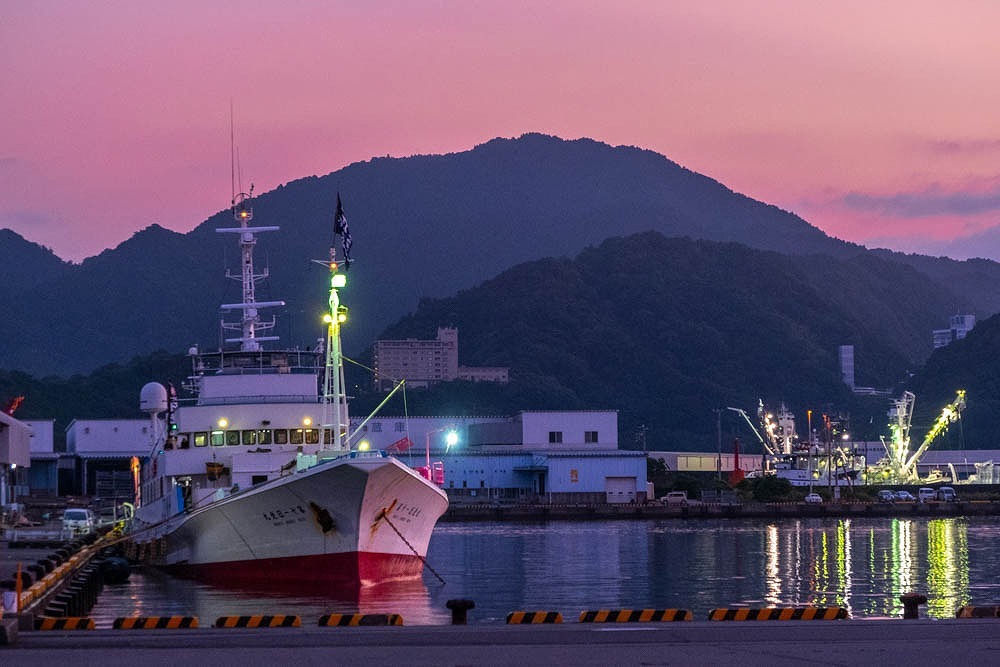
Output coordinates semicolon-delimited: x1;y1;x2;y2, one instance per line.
3;1;1000;263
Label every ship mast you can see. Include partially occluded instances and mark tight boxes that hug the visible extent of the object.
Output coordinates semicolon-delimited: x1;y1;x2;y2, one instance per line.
319;195;351;451
216;188;285;350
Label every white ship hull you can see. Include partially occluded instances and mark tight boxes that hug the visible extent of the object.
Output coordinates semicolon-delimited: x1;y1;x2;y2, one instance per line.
128;453;448;590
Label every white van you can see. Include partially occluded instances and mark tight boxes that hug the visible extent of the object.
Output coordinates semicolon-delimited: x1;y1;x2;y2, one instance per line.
62;508;95;535
937;486;957;502
917;488;937;503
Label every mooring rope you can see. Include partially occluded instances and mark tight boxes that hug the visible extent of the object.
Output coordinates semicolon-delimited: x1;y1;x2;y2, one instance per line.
376;508;445;584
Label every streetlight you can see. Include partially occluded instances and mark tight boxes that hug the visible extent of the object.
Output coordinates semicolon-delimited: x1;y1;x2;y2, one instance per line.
425;427;459;470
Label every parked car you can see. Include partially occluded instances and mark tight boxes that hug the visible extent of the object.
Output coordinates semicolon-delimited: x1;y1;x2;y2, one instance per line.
918;488;937;503
62;508;95;535
661;491;690;506
894;490;916;502
877;490;895;503
937;486;958;502
804;493;823;504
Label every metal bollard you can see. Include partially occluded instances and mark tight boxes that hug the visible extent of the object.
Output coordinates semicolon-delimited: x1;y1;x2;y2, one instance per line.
900;592;927;619
446;599;476;625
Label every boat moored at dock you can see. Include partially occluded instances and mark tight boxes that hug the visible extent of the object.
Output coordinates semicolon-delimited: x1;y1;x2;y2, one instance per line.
126;188;448;590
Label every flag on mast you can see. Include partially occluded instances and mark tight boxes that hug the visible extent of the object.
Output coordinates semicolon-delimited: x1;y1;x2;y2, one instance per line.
334;193;352;267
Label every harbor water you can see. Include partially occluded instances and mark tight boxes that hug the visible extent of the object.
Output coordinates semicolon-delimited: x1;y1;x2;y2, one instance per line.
86;516;1000;626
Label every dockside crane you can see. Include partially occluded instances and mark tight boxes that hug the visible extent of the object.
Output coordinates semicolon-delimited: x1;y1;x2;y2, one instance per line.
874;390;965;483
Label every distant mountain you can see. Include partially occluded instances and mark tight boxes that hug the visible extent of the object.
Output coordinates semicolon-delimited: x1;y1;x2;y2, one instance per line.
363;233;961;448
869;249;1000;317
0;229;71;299
905;313;1000;449
872;227;1000;264
0;133;993;376
9;232;959;450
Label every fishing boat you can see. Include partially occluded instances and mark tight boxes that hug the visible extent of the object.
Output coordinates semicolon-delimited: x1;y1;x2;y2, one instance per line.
125;188;449;591
741;402;865;487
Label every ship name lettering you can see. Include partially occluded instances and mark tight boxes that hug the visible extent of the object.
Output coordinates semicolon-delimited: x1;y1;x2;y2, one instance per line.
395;503;422;518
262;505;308;522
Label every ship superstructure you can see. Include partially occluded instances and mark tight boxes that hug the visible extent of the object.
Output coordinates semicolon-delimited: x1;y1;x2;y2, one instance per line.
128;189;448;590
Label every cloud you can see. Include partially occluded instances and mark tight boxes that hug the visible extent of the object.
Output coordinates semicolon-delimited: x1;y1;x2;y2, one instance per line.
841;185;1000;218
924;138;1000;155
1;209;56;228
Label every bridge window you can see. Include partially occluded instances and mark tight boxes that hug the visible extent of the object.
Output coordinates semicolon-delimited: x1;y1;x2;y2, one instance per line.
258;429;272;445
225;430;240;446
242;430;257;445
193;432;208;447
274;429;289;445
210;430;225;446
290;429;304;445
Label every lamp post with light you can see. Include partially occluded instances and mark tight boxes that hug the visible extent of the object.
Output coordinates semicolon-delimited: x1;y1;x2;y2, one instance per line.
421;427;458;484
426;427;459;469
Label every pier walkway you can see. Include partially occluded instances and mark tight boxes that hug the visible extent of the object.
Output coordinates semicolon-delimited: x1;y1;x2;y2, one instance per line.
3;618;998;665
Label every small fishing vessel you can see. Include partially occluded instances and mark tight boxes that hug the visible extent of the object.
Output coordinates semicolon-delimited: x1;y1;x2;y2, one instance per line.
126;189;449;591
743;402;864;487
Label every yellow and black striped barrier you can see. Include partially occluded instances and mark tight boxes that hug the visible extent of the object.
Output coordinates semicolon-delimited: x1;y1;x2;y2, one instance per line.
34;617;95;630
956;606;1000;618
213;615;301;628
506;611;563;624
113;616;200;629
318;613;403;626
708;607;848;621
579;609;692;623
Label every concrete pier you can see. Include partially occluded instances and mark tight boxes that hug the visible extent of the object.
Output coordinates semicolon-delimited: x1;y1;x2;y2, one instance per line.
2;618;999;665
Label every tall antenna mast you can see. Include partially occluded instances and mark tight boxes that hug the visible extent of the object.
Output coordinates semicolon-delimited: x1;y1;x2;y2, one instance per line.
315;194;352;450
216;110;284;351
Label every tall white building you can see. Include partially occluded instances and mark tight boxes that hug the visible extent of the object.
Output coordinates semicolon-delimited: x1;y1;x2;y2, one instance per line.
839;345;855;390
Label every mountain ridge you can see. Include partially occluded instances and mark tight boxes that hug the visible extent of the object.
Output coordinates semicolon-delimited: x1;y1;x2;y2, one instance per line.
0;132;995;377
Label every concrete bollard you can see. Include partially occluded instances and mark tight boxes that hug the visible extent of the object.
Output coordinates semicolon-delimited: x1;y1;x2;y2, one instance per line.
446;599;476;625
900;592;927;619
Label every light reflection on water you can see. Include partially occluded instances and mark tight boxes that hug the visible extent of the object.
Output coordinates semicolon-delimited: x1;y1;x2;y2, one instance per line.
89;516;1000;626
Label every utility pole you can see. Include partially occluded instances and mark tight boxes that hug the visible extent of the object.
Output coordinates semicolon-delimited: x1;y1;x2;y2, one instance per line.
713;409;723;481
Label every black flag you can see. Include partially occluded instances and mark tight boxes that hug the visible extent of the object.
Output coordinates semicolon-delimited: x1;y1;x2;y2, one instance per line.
334;193;352;266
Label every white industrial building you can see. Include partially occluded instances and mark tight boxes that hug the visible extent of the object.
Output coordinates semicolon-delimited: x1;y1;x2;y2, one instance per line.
65;419;156;499
351;410;646;503
933;314;976;349
0;411;32;506
19;409;646;505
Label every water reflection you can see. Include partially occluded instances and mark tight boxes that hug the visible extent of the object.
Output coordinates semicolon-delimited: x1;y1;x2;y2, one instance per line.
89;516;999;625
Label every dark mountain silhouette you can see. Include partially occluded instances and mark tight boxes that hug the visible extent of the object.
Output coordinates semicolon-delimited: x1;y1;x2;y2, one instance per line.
363;233;961;448
6;232;969;451
0;229;71;299
905;312;1000;449
0;133;993;376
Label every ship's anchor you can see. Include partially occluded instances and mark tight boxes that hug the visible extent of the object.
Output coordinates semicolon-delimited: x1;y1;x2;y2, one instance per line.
309;501;336;533
373;504;445;584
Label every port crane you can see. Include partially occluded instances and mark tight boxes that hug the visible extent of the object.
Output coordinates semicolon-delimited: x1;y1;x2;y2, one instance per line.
872;390;966;483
